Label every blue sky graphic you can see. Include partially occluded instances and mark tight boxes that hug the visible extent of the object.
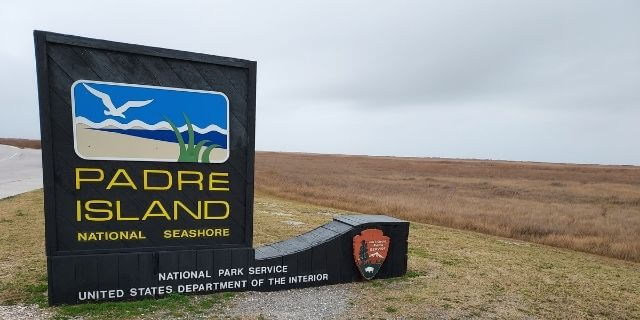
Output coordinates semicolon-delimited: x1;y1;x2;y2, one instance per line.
73;81;228;130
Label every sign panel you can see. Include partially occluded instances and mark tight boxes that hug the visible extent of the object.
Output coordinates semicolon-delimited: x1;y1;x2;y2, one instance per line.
72;80;230;163
35;31;255;255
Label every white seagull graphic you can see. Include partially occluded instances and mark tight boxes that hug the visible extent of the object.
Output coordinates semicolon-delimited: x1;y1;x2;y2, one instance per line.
82;83;153;119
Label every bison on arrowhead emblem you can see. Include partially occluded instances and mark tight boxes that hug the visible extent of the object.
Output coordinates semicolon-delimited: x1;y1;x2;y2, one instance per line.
353;229;390;280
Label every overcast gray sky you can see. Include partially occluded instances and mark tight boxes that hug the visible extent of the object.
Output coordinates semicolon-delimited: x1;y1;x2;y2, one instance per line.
1;1;638;165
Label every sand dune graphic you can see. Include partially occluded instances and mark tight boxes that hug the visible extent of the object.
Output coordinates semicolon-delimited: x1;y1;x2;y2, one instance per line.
74;123;228;162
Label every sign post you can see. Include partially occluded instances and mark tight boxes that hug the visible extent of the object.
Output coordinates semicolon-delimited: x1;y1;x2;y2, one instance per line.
34;31;409;305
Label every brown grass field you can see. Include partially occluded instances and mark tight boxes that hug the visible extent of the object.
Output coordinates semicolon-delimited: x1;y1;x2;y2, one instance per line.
256;152;640;262
1;137;638;263
0;138;41;149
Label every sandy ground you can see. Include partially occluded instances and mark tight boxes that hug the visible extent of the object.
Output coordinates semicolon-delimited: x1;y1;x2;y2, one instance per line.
75;123;227;162
0;145;42;199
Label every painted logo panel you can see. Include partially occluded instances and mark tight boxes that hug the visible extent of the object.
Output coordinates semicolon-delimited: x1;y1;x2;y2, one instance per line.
353;229;390;280
71;80;229;163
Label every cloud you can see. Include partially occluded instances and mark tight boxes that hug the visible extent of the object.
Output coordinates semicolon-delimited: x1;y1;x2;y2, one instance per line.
0;0;639;164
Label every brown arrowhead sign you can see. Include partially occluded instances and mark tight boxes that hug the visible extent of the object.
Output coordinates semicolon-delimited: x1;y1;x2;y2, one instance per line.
353;229;390;280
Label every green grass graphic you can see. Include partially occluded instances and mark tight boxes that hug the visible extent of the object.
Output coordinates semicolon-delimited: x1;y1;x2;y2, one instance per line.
164;113;220;163
201;144;221;163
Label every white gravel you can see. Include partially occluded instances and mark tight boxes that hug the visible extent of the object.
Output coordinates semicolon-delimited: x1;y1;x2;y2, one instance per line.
0;304;51;320
223;284;355;320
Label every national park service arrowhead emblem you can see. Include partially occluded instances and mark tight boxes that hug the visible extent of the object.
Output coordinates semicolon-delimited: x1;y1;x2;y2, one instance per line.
353;229;390;280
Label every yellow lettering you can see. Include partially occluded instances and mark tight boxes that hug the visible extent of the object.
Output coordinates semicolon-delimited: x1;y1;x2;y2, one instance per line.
208;172;229;191
84;200;113;221
142;200;171;220
116;201;139;221
144;170;172;190
204;201;229;219
106;169;137;190
75;168;104;189
178;171;203;191
173;201;201;220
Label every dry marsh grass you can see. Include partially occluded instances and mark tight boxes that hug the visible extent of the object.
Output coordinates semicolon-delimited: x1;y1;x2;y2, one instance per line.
0;138;41;149
256;152;640;262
